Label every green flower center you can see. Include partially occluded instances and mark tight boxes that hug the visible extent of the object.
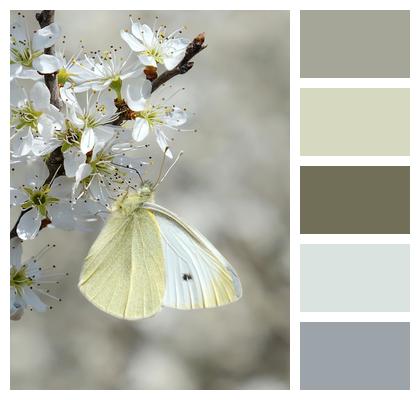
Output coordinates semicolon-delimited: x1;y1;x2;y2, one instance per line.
109;77;123;100
89;152;113;174
136;106;167;127
11;102;43;131
142;48;164;65
10;265;32;296
58;120;83;152
57;68;71;86
21;185;59;217
11;43;43;68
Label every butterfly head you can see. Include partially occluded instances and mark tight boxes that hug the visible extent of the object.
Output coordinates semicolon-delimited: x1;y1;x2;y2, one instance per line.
137;181;155;202
114;182;155;215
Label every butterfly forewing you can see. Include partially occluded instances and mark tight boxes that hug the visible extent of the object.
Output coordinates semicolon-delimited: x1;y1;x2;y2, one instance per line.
78;209;165;319
144;202;242;310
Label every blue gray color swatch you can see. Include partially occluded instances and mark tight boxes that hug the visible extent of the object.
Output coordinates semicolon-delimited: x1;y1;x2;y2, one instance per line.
300;322;410;389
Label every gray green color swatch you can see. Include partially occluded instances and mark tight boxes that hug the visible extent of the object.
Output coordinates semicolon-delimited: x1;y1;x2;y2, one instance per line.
300;322;410;389
300;88;410;156
300;244;410;312
300;166;410;234
300;10;410;78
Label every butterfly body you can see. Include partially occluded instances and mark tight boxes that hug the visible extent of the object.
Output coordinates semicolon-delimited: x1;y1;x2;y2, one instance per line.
79;184;242;320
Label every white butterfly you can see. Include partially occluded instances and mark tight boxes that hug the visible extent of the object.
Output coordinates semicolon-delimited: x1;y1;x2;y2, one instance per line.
79;179;242;320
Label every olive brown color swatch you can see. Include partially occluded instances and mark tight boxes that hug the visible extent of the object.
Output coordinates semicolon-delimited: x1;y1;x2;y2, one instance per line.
300;10;410;78
300;88;410;156
300;166;410;234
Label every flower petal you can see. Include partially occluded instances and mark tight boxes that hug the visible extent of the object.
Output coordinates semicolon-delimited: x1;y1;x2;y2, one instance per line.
21;287;47;312
120;30;146;52
10;64;22;80
31;136;61;156
29;81;50;111
50;176;74;198
10;80;26;107
16;68;42;80
137;23;155;48
138;54;156;67
48;203;75;230
63;148;86;177
132;118;150;141
38;115;54;138
93;125;115;151
10;188;28;207
32;22;61;51
122;78;151;112
32;54;61;74
17;208;42;240
10;21;27;42
26;158;50;189
10;237;23;267
10;128;32;157
80;128;95;154
75;163;93;185
162;107;188;127
156;128;173;158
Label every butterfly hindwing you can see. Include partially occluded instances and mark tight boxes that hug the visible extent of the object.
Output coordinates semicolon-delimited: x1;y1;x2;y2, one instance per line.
78;209;165;319
144;202;242;310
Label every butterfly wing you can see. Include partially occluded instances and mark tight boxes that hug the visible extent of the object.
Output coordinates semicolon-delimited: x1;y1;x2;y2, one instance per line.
143;202;242;310
78;209;165;320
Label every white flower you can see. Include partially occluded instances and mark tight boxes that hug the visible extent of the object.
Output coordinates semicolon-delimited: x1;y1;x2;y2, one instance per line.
10;238;66;319
72;129;149;206
55;49;86;88
73;51;141;95
122;79;188;158
121;21;189;70
59;85;118;156
10;20;61;80
10;159;76;240
10;81;63;157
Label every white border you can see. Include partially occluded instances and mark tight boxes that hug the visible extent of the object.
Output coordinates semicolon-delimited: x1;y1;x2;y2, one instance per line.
1;0;419;398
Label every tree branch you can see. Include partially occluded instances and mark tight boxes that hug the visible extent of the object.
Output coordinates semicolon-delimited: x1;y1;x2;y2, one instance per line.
151;33;207;92
36;10;62;110
36;10;64;182
10;10;62;239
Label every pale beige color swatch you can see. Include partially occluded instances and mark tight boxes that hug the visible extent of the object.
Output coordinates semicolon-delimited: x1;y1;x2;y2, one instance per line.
301;88;410;156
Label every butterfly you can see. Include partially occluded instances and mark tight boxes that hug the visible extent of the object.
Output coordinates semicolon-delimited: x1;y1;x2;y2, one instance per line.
78;155;242;320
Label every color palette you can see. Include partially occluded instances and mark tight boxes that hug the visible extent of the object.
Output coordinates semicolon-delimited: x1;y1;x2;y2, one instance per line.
299;9;410;390
301;244;410;312
300;10;410;78
300;323;410;389
300;88;410;156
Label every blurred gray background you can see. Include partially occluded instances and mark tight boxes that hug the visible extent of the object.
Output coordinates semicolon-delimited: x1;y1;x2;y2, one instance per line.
10;10;289;389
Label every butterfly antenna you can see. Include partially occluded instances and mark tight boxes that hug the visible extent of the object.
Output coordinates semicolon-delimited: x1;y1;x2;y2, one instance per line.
111;162;144;185
153;147;169;189
155;150;184;189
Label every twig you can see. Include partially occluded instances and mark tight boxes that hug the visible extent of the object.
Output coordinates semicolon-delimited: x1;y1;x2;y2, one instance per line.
151;33;207;92
113;32;207;124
